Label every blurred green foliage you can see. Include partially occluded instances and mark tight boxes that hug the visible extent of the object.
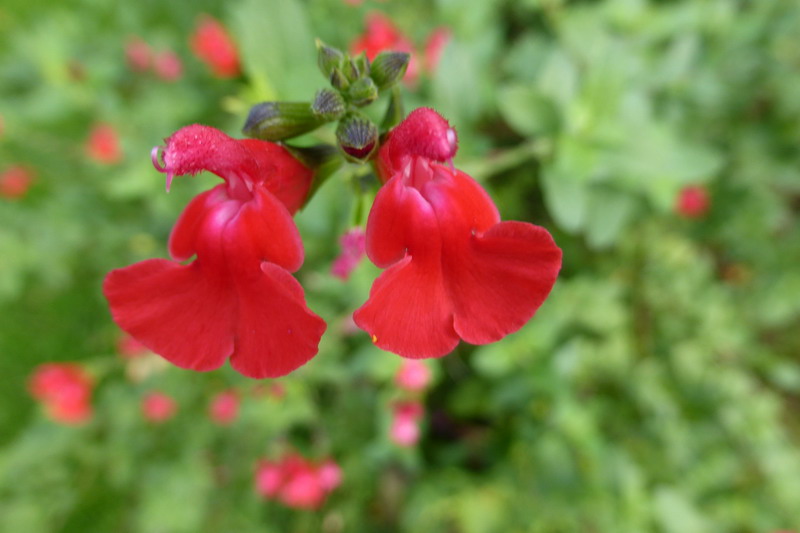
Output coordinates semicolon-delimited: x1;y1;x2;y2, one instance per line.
1;0;799;531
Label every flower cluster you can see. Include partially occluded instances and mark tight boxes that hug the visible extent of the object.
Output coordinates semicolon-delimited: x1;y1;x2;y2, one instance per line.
28;363;94;425
255;453;342;510
389;360;432;447
104;38;561;379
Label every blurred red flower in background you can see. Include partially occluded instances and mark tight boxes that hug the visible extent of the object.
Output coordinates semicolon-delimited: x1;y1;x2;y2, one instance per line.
153;50;184;82
331;227;366;280
208;390;240;425
394;359;431;392
255;453;342;510
190;15;241;78
0;165;35;200
28;363;93;425
676;185;710;218
124;37;152;72
354;108;562;358
86;123;123;165
142;391;177;423
423;27;450;74
103;125;325;379
389;401;423;447
350;12;418;84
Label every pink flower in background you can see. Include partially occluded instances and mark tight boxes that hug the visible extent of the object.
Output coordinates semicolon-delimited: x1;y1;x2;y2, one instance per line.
423;27;451;74
0;165;35;200
142;391;177;422
86;123;123;165
255;460;284;498
190;15;241;78
103;125;325;379
676;185;710;218
390;401;423;447
350;12;418;84
331;227;366;280
153;50;184;82
125;37;152;72
317;460;343;492
395;359;431;392
255;453;342;510
28;363;93;425
117;333;149;358
208;390;240;425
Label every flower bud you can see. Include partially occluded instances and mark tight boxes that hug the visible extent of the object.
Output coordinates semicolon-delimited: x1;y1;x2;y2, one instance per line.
242;102;325;141
370;51;410;90
346;77;378;107
311;89;346;121
316;39;346;79
329;67;350;91
336;113;379;162
350;52;370;79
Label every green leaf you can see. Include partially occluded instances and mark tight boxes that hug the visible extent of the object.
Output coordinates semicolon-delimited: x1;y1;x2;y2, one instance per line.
497;84;560;136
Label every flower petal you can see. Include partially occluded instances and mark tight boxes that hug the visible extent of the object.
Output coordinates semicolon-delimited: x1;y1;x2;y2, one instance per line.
225;187;304;273
103;259;235;371
364;171;437;268
240;139;312;215
229;262;326;378
444;221;562;344
168;186;226;261
354;255;458;358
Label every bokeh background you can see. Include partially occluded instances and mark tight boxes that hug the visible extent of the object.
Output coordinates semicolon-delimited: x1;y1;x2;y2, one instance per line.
1;0;799;531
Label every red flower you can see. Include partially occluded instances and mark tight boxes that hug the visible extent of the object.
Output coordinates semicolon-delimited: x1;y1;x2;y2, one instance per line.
389;401;424;447
0;165;35;200
28;363;93;425
117;332;149;358
208;390;240;425
103;125;325;379
153;50;184;82
190;15;241;78
255;453;341;510
676;185;710;218
395;359;431;392
125;37;152;72
86;123;123;165
331;227;366;280
142;391;177;422
354;108;562;358
350;12;418;84
423;27;450;75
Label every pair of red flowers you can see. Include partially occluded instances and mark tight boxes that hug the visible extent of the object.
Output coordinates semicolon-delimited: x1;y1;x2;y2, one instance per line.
103;108;562;379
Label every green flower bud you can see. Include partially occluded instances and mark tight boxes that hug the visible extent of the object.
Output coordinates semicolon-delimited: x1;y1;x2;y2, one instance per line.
316;39;346;79
336;113;379;163
311;89;346;121
370;51;410;90
329;67;350;91
242;102;325;141
346;77;379;107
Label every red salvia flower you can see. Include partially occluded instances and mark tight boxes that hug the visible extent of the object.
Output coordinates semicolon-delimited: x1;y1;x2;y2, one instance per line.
255;452;341;510
103;125;326;379
423;27;451;75
124;37;152;72
153;50;184;82
142;391;177;423
395;359;431;392
350;12;419;84
190;15;241;79
331;227;366;280
208;390;240;425
389;400;424;447
676;184;710;218
28;363;93;425
86;123;123;165
354;108;562;358
0;165;35;200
